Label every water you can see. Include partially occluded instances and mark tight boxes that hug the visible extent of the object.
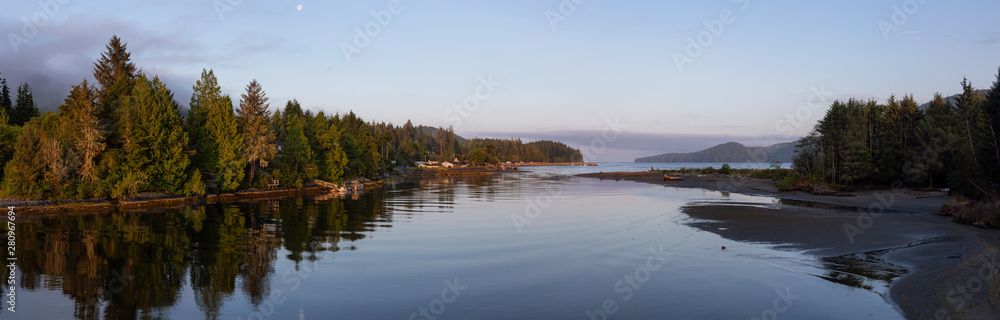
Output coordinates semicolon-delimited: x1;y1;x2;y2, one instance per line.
530;162;790;176
4;165;903;320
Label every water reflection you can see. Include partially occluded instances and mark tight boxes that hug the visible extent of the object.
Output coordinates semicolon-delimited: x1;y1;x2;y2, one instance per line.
13;184;418;319
6;173;909;319
817;250;908;292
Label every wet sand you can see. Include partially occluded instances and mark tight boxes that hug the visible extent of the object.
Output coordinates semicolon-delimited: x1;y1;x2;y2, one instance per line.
579;171;1000;320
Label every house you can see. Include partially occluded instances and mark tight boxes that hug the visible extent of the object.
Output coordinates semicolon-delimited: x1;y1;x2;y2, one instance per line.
418;161;442;168
442;161;468;168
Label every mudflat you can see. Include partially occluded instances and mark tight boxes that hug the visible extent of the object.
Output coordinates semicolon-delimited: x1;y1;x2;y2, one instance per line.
579;171;1000;320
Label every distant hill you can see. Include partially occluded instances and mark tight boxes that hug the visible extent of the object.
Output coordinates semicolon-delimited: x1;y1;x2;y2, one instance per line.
417;125;469;143
635;141;796;163
917;90;989;110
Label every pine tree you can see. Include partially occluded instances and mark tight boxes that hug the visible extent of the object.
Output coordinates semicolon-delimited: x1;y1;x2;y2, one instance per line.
0;123;18;182
188;69;223;174
904;94;950;188
949;78;989;198
0;74;11;123
93;35;137;120
277;114;314;187
309;113;348;183
980;67;1000;194
117;75;197;195
59;80;105;185
210;95;244;191
11;82;39;126
3;118;46;198
236;80;276;185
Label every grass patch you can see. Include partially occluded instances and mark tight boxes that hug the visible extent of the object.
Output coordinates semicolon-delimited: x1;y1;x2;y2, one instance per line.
939;198;1000;229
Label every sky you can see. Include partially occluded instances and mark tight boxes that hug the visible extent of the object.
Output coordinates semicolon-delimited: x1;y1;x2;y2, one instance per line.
1;0;998;161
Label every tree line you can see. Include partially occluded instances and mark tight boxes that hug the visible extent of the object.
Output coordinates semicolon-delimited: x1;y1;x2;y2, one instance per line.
793;67;1000;202
0;36;583;200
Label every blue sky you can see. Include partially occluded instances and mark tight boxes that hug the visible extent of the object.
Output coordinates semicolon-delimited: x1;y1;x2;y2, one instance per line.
2;0;998;161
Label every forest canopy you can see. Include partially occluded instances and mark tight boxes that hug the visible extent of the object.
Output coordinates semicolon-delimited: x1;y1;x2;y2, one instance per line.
0;36;583;200
792;70;1000;204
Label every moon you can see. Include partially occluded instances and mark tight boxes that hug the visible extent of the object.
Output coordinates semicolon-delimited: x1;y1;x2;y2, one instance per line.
296;4;302;11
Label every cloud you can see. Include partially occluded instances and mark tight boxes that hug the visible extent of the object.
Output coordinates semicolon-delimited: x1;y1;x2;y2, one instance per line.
0;16;198;110
0;13;289;112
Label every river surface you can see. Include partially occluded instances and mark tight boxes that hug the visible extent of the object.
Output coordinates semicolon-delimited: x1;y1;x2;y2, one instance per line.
4;163;905;319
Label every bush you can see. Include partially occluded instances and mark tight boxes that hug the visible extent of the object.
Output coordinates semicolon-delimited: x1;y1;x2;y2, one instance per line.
942;198;1000;229
700;166;717;174
776;172;799;191
719;164;732;175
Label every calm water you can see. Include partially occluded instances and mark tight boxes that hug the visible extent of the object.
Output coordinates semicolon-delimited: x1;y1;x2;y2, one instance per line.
4;163;903;320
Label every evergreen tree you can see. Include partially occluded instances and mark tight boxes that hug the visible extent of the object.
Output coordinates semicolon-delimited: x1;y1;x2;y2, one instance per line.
209;95;245;191
11;82;39;126
792;132;823;177
116;75;199;195
3;117;47;198
0;122;18;182
188;69;223;175
980;67;1000;194
236;80;276;185
904;94;950;188
948;78;988;198
277;114;314;187
93;35;137;121
0;74;11;123
309;113;348;183
59;80;105;186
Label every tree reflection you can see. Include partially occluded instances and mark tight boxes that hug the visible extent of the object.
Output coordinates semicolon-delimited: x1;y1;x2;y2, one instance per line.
8;176;500;319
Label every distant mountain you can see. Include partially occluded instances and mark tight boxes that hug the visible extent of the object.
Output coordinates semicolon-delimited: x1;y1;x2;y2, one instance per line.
418;125;469;143
917;90;989;110
635;141;796;163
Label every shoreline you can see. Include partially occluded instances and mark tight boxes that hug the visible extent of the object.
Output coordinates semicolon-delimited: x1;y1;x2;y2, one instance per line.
578;171;1000;320
3;166;514;216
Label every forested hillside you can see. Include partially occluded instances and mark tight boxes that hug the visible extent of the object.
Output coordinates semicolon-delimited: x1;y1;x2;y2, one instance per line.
0;36;582;200
792;71;1000;199
635;142;795;163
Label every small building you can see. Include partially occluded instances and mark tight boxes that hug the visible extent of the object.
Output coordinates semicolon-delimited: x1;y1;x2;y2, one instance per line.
442;161;468;168
418;161;443;168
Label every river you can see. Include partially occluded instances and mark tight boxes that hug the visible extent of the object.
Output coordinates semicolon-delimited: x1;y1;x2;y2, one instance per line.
4;163;905;319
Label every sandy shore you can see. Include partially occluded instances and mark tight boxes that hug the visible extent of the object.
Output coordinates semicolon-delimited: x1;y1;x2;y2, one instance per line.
579;171;1000;320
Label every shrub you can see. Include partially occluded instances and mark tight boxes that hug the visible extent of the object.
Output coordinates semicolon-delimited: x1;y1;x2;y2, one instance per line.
719;164;732;175
776;172;799;191
943;199;1000;229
